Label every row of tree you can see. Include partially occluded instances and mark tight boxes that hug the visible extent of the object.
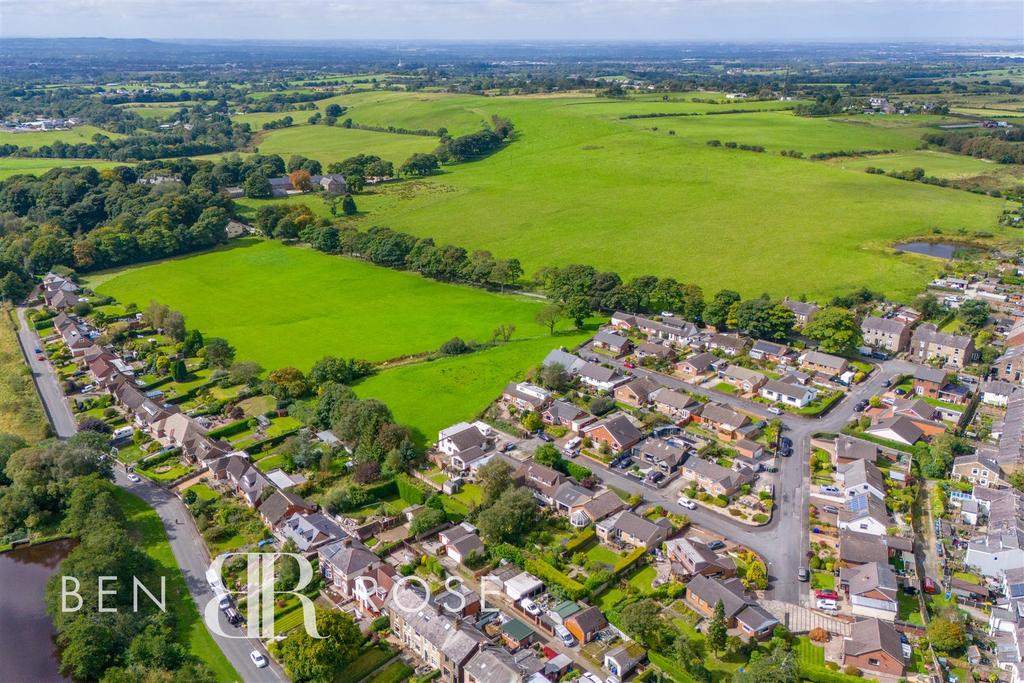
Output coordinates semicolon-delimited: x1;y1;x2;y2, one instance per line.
924;128;1024;165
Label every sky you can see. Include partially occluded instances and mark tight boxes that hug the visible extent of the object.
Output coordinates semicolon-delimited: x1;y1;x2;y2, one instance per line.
3;0;1023;42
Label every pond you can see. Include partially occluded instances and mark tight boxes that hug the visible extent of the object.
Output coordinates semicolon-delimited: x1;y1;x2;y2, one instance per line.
0;539;76;682
896;241;985;260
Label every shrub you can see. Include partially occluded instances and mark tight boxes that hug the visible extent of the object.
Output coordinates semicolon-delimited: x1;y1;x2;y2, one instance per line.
612;547;647;575
809;627;830;642
565;462;592;481
524;558;587;600
843;667;862;677
564;529;595;555
590;396;615;416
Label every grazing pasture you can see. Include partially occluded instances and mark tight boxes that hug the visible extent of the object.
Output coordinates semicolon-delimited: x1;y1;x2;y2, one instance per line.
0;158;125;180
0;125;124;148
242;90;1007;300
255;124;439;165
825;149;1024;189
88;238;579;371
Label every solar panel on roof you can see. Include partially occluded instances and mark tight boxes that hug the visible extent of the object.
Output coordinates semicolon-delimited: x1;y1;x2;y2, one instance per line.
847;496;868;512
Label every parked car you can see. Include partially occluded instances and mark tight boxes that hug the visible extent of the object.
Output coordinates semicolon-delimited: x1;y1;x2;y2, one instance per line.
778;447;792;458
895;388;906;396
249;651;267;668
706;540;725;551
936;542;944;557
614;457;632;469
126;472;141;483
555;625;577;647
815;590;838;600
218;595;232;610
624;361;636;369
646;471;665;484
225;607;241;626
780;437;793;450
520;598;542;616
816;598;838;610
537;432;554;443
798;566;809;582
678;497;697;510
822;505;839;514
923;577;937;594
820;485;840;495
501;442;516;452
767;406;784;415
765;465;779;473
582;674;603;683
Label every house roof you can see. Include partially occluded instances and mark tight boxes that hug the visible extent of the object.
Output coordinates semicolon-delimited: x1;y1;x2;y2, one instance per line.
840;561;897;601
567;605;606;634
517;462;567;497
465;647;541;683
681;352;718;372
839;459;886;494
983;380;1016;397
751;339;789;356
651;387;698;411
388;584;486;662
839;493;890;527
637;439;688;468
502;618;534;641
723;364;765;385
914;366;949;384
801;350;847;371
698;403;748;429
319;537;379;576
553;482;593;508
605;642;645;669
912;323;973;350
258;489;314;526
594;330;629;348
709;333;749;351
866;416;924;445
862;316;907;336
687;575;750;618
445;424;488;452
736;603;779;633
451;533;486;559
281;512;345;550
844;618;904;661
604;510;668;545
542;349;588;374
762;378;812;402
664;537;727;573
682;455;753;491
835;435;878;462
636;341;673;357
580;362;622;383
619;377;659;398
589;414;642;446
544;400;591;424
783;298;819;318
839;530;890;565
580;490;625;522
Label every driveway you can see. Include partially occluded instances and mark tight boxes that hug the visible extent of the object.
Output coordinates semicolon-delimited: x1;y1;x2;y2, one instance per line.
15;306;76;438
116;469;287;683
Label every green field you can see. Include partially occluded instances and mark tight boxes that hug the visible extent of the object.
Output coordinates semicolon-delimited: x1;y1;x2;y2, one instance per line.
0;157;125;180
113;488;239;682
0;125;123;148
826;149;1024;188
355;331;590;442
255;124;438;165
88;238;581;371
247;91;1009;300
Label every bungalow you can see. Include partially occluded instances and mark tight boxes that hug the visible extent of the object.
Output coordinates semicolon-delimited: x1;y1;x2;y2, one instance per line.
651;387;700;422
684;575;779;639
515;462;568;505
838;494;891;536
696;403;751;441
596;510;670;550
564;605;607;645
733;439;764;461
636;439;688;475
842;618;905;678
279;511;345;551
913;366;949;399
910;324;976;368
612;312;699;346
720;364;767;393
677;351;723;380
800;350;848;377
782;297;819;327
838;530;892;567
760;375;817;408
635;341;675;362
541;400;595;433
542;348;588;375
438;422;492;456
707;333;750;357
952;455;1009;489
861;316;910;353
839;562;898;620
502;382;551;412
501;618;535;651
838;459;886;500
592;330;632;356
864;416;924;446
604;642;645;680
749;340;792;364
578;362;627;392
614;377;660;407
552;481;594;513
664;537;736;579
568;490;626;529
982;379;1016;407
679;455;754;497
584;414;643;452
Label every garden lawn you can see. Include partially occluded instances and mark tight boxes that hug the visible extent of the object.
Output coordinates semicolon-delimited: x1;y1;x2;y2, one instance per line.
898;590;925;625
795;636;825;668
627;565;657;593
89;239;584;371
238;395;276;416
355;331;592;443
112;488;239;682
811;571;835;590
185;483;219;502
0;308;48;441
595;586;626;612
584;542;622;566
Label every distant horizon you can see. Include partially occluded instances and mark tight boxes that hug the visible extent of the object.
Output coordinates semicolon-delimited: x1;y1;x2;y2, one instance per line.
4;0;1022;43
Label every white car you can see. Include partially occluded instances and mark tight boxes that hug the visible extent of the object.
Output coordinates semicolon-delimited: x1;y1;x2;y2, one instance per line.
250;650;268;668
767;406;784;415
583;674;603;683
816;598;838;611
520;598;541;616
555;625;577;647
126;472;141;483
678;496;696;510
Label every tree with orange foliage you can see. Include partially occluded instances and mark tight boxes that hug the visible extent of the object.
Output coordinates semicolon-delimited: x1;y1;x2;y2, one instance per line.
289;169;313;192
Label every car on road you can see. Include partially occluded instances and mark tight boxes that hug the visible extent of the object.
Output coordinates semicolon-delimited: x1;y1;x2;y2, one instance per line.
623;361;636;369
767;406;784;415
797;566;809;582
555;625;578;647
706;540;725;551
780;437;793;450
249;650;268;668
882;377;892;387
582;674;602;683
126;472;141;483
536;432;554;443
778;447;792;458
36;354;45;361
816;598;838;610
815;590;838;600
521;598;542;616
678;496;697;510
33;347;42;354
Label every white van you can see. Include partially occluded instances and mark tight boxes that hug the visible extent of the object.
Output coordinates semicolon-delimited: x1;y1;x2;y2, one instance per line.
563;437;582;455
111;426;135;442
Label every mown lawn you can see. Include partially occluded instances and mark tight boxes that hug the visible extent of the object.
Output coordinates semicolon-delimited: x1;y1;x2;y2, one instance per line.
112;488;239;682
811;571;835;590
89;239;583;371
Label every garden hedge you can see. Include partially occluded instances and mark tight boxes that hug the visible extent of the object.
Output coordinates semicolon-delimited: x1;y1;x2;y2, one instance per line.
563;529;595;555
396;474;428;505
524;557;587;600
207;418;251;439
613;547;647;575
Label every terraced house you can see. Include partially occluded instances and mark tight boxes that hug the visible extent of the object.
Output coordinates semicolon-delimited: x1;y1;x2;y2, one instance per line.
861;316;910;353
909;323;976;368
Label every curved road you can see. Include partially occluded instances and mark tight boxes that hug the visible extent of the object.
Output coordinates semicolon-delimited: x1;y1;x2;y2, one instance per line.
16;307;286;683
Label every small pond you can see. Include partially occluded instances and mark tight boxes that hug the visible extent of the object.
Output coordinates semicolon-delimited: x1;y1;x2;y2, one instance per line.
896;241;985;260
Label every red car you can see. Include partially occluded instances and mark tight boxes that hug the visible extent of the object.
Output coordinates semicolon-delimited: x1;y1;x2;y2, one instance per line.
623;361;636;369
815;590;838;601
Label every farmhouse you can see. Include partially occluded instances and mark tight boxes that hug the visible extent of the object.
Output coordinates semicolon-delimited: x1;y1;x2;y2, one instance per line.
651;387;700;421
782;297;819;327
584;414;643;452
800;350;848;377
760;375;817;408
842;618;905;678
910;324;976;368
684;575;779;640
861;316;910;353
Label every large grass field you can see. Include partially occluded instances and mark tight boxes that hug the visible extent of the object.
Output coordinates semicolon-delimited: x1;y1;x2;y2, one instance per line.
255;124;438;165
88;238;581;371
0;308;49;441
239;90;1009;300
0;158;125;180
826;149;1024;189
354;331;591;443
113;488;238;682
0;125;123;148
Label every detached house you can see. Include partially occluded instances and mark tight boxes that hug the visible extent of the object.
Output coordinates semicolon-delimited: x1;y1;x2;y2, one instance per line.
596;510;670;550
279;511;345;551
707;333;750;357
842;618;905;678
592;330;632;356
438;422;492;457
542;400;595;433
651;388;700;422
720;364;767;393
696;403;752;441
679;456;754;497
833;436;880;466
564;606;607;645
636;439;688;475
861;316;910;353
865;416;925;446
568;490;625;529
760;375;817;408
584;414;643;452
258;489;315;530
319;536;383;599
635;341;675;362
614;377;659;407
664;537;736;579
578;362;627;391
684;575;779;640
542;348;588;375
839;459;887;500
515;462;568;505
952;455;1009;489
839;562;898;620
749;340;792;364
782;298;819;327
838;494;891;536
910;324;976;368
913;366;950;399
800;350;848;377
677;351;722;379
502;382;551;412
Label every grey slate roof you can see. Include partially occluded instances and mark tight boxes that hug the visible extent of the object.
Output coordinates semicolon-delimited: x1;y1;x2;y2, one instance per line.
845;618;904;660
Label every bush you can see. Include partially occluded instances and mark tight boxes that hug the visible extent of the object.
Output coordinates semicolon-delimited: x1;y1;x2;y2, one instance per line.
524;558;587;600
843;667;862;677
439;337;471;355
809;627;830;642
590;396;615;416
563;529;595;555
565;461;592;481
370;615;390;631
612;547;647;575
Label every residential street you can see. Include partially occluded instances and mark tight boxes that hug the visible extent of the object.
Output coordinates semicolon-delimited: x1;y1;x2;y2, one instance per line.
116;469;287;683
15;306;77;438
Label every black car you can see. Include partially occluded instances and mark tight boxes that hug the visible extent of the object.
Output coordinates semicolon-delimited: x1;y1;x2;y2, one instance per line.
780;437;793;450
616;457;633;469
779;447;792;458
536;432;554;443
